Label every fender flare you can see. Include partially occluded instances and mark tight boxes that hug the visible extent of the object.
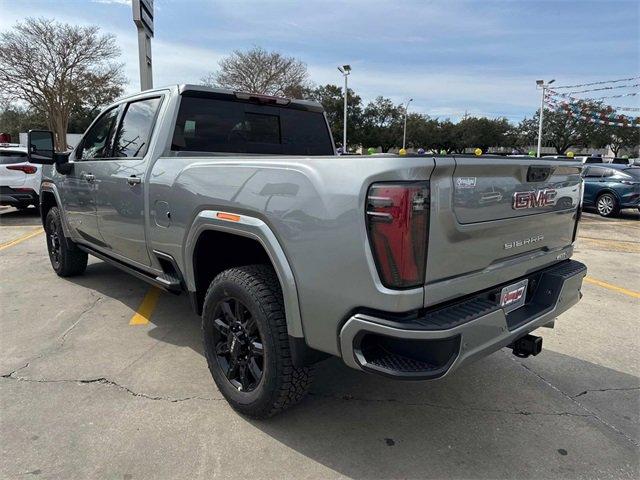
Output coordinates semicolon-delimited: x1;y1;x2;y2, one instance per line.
183;210;305;339
40;182;74;239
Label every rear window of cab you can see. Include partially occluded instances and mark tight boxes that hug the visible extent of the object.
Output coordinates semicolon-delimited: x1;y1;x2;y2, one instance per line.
171;96;334;156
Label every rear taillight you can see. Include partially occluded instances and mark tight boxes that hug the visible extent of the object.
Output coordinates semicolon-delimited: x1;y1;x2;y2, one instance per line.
7;165;37;174
366;182;429;289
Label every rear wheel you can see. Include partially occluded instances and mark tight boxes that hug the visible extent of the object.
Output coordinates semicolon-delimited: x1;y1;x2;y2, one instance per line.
45;207;88;277
596;193;619;217
202;265;313;418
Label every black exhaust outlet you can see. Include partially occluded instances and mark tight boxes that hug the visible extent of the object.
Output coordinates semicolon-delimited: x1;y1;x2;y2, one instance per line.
509;334;542;358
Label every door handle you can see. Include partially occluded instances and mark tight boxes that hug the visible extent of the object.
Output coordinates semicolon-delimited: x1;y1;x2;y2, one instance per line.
127;175;142;186
82;173;95;183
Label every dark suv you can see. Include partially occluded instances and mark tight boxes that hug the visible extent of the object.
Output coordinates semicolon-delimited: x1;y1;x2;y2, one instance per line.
582;164;640;217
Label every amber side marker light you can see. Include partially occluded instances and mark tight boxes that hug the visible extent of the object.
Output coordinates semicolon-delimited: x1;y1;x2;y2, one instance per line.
216;212;241;222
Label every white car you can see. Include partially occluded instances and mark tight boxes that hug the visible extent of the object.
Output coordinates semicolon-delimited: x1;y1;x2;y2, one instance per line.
0;143;42;210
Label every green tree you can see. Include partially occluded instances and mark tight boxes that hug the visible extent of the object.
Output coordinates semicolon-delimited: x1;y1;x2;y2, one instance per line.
306;84;364;149
454;117;510;153
505;117;537;153
608;126;639;157
534;102;610;154
360;96;403;152
0;104;47;141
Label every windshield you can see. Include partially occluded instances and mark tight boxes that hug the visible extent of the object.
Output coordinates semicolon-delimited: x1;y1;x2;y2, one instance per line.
172;96;334;155
0;150;27;165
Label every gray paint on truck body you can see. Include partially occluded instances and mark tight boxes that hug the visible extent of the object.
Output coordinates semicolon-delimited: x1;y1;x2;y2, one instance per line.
41;84;584;360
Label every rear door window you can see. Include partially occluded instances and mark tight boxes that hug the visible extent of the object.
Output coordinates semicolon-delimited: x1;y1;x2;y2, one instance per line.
112;97;161;158
172;96;333;155
622;168;640;180
584;166;605;178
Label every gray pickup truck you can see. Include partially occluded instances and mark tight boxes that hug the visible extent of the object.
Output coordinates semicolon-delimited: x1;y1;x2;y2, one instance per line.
27;85;587;418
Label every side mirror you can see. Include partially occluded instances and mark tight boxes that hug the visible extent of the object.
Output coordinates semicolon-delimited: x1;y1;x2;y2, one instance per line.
27;130;56;165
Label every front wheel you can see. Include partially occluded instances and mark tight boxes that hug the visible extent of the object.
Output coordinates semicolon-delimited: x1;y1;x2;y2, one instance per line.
596;193;619;217
202;265;313;418
45;207;88;277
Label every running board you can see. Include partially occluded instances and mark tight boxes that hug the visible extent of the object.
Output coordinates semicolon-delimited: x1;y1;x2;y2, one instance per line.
77;244;182;294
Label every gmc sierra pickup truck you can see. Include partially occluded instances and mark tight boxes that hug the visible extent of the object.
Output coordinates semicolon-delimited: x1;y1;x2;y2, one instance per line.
27;85;587;418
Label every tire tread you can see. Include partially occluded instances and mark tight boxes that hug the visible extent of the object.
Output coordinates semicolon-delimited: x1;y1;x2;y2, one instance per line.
202;264;313;418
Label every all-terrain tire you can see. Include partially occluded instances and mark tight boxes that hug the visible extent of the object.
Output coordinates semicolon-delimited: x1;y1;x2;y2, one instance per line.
45;206;88;277
202;264;313;418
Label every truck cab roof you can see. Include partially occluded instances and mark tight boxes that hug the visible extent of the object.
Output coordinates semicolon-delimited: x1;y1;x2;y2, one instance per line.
114;84;325;113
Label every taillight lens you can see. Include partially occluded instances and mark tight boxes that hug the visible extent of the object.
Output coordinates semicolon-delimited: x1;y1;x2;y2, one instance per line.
7;165;37;174
366;182;429;289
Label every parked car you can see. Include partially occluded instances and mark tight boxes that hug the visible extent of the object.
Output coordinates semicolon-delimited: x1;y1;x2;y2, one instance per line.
0;143;41;210
582;164;640;216
27;85;587;418
610;157;640;166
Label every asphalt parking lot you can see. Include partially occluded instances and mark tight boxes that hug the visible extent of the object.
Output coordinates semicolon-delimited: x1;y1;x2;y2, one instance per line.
1;206;638;479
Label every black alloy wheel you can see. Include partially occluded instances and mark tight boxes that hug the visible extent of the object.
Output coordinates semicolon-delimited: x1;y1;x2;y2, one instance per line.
211;297;264;392
46;216;62;270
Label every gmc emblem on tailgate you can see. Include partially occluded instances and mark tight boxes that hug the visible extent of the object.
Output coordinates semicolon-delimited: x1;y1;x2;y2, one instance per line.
512;189;557;210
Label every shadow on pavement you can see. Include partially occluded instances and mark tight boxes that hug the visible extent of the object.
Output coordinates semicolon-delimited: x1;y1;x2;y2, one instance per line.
243;351;639;479
64;260;205;354
0;206;42;226
61;259;639;478
582;209;639;221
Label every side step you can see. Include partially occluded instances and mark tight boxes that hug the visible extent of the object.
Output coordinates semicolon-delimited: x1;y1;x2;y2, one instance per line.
77;244;182;294
155;272;181;290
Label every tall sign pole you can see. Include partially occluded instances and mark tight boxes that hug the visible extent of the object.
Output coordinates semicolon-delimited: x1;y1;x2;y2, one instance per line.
132;0;154;91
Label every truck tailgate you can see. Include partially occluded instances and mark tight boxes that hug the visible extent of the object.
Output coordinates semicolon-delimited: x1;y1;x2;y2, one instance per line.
424;156;582;307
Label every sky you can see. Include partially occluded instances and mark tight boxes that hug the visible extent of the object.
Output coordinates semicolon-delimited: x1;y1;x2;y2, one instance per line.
0;0;638;122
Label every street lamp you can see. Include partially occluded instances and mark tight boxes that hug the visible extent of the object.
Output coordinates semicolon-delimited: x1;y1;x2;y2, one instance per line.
536;78;555;158
337;64;351;153
402;98;413;150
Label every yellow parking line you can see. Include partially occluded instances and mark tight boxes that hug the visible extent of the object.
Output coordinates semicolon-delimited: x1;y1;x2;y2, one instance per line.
0;228;44;251
584;276;640;299
129;287;161;325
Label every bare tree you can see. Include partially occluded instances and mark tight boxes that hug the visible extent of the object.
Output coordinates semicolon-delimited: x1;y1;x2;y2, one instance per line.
0;18;125;149
202;47;309;98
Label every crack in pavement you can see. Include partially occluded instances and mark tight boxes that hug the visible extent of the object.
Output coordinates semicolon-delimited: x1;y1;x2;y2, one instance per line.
59;294;103;347
509;356;640;448
0;295;105;378
0;372;222;403
572;387;640;398
307;391;593;418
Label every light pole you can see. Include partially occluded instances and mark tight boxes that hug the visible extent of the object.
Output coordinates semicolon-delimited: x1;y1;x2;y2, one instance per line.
337;65;351;153
536;78;555;158
402;98;413;150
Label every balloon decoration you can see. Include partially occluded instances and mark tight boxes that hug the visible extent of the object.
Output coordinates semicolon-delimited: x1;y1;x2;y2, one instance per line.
474;148;482;156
